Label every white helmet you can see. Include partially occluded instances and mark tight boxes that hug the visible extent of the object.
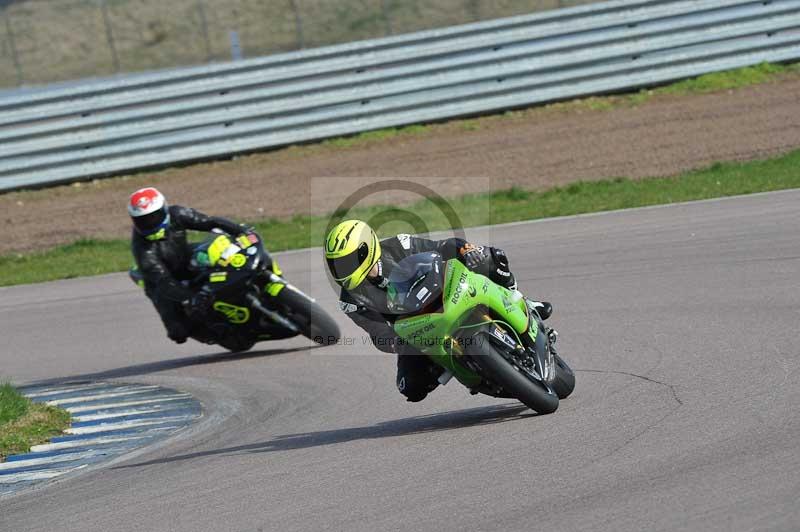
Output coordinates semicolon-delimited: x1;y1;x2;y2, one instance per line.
128;187;170;240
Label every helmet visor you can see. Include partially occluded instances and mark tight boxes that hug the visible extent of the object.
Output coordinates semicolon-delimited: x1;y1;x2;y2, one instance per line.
133;208;168;235
327;242;370;281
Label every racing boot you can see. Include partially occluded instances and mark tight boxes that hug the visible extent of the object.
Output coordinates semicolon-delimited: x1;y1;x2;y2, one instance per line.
210;323;254;352
167;327;188;344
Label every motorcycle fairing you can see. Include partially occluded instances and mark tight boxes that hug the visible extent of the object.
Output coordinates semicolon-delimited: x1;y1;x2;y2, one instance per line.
393;256;535;388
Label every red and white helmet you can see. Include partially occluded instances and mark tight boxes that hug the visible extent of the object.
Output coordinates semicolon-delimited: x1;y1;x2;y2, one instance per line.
128;187;170;239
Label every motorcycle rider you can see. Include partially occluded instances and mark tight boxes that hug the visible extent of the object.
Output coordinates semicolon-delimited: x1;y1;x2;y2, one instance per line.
325;220;552;403
128;187;253;347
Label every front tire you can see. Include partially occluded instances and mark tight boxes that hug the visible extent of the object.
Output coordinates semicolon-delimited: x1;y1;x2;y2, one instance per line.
273;286;341;346
550;353;575;399
468;336;559;414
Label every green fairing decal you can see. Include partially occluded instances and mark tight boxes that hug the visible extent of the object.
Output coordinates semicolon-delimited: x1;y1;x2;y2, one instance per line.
213;301;250;324
265;282;284;296
209;272;227;283
394;314;433;339
528;312;538;340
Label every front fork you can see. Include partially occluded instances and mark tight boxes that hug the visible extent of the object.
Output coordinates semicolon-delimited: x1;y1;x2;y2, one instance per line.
543;327;559;384
264;271;287;297
547;328;559;355
247;271;300;333
520;299;558;385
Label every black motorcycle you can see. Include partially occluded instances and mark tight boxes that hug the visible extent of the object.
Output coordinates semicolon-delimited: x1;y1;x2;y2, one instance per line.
131;231;340;351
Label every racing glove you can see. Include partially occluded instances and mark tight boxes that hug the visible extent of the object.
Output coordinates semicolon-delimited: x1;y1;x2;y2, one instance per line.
234;226;259;249
459;243;490;270
239;224;256;236
459;244;516;289
489;248;516;289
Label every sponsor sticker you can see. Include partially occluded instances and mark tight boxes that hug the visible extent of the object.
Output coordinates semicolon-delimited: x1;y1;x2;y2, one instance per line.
397;234;412;250
339;301;359;313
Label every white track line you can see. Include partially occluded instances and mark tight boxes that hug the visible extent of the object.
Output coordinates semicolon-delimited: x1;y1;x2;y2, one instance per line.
0;465;87;484
65;394;192;414
65;416;196;435
0;384;199;491
0;450;115;471
46;386;161;406
23;383;111;398
72;407;165;422
29;434;156;453
0;384;200;493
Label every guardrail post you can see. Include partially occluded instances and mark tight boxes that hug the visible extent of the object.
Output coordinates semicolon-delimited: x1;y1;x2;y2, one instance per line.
287;0;304;49
1;0;23;85
381;0;393;35
466;0;480;22
98;0;120;73
197;0;212;61
230;30;242;60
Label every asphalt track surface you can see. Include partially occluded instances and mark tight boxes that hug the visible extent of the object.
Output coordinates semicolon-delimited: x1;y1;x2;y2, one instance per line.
1;190;798;531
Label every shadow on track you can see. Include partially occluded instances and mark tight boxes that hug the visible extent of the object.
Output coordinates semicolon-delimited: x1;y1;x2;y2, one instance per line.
115;402;534;469
29;346;314;386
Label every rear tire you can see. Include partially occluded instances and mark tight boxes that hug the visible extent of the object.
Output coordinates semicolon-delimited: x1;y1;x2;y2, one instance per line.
273;286;341;346
468;335;559;414
550;353;575;399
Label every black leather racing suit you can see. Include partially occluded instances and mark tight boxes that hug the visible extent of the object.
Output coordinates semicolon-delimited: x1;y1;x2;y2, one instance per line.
338;234;516;402
131;205;246;343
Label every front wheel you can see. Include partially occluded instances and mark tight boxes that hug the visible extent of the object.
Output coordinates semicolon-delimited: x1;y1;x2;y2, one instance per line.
550;353;575;399
468;336;559;414
273;286;341;346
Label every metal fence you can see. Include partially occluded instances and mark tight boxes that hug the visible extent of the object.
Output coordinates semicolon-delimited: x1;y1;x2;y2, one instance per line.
0;0;601;88
1;0;799;191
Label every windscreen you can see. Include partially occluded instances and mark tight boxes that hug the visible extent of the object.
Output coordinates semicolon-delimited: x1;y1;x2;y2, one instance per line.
386;252;444;314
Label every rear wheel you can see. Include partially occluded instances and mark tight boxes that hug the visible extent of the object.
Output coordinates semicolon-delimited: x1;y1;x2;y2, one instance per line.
273;286;341;346
468;335;559;414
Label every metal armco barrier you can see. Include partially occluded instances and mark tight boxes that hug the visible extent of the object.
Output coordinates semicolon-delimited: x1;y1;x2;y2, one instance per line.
1;0;799;191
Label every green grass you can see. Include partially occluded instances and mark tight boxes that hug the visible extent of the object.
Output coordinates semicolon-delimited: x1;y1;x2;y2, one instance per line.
2;148;799;287
528;62;800;115
0;383;71;461
656;62;797;95
321;124;431;148
0;239;133;286
0;384;29;425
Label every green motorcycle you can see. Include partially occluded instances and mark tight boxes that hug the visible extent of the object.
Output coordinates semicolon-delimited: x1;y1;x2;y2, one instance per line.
387;251;575;414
